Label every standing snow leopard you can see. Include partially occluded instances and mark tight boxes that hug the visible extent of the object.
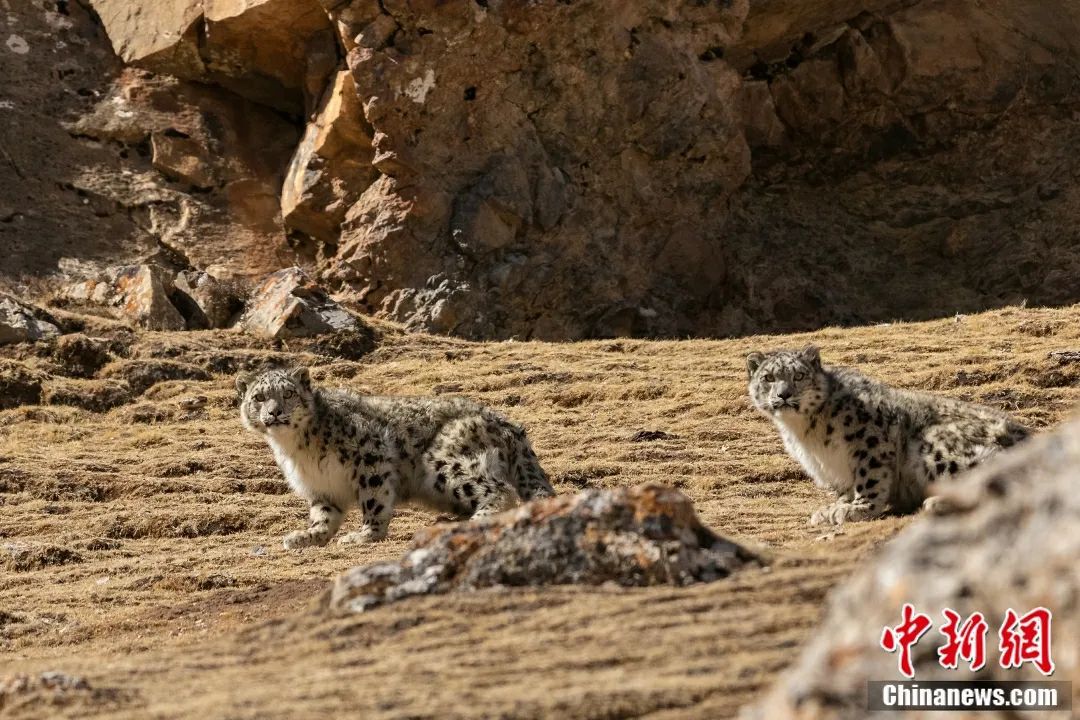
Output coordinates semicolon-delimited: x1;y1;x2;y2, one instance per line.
237;367;554;549
746;346;1030;526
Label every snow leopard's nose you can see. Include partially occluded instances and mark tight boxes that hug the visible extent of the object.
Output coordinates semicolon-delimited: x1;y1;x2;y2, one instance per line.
266;401;282;417
777;387;793;401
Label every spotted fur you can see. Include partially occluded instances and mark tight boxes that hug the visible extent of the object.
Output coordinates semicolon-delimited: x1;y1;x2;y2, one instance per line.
746;346;1030;526
237;367;554;549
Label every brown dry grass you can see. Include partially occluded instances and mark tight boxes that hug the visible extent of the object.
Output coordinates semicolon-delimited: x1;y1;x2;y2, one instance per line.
1;305;1079;719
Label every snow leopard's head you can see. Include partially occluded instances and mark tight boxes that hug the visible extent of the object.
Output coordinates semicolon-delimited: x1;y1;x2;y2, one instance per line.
746;346;827;418
236;366;314;436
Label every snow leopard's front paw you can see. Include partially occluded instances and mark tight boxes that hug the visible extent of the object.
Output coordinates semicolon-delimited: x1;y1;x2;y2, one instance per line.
336;527;387;545
921;495;959;516
283;530;317;550
811;499;880;526
811;502;844;526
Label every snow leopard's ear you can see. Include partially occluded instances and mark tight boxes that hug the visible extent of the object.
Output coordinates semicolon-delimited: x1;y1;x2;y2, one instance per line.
801;345;821;368
288;366;311;391
235;371;254;399
746;352;765;379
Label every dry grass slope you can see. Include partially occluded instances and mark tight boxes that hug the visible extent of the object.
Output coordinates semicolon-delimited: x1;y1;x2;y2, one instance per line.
1;305;1079;719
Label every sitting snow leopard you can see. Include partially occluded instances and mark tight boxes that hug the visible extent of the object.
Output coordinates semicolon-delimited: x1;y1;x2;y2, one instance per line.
237;366;554;549
746;346;1030;526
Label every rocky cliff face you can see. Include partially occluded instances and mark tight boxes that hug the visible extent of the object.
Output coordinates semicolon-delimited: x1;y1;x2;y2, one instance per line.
3;0;1080;339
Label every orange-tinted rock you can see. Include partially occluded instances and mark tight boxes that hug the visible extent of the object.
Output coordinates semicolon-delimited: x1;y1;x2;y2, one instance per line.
201;0;337;113
65;266;181;331
62;265;186;331
324;0;752;339
88;0;335;113
240;267;363;339
27;0;1080;341
150;132;217;190
281;70;377;242
329;484;763;612
86;0;205;77
70;70;299;279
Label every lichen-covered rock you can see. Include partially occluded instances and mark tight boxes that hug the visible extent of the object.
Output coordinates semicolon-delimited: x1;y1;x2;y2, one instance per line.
61;265;243;332
0;294;60;345
747;417;1080;720
329;484;762;613
64;265;185;331
240;267;362;339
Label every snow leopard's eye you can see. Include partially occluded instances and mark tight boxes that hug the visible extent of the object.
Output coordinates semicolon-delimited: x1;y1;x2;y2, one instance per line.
254;393;266;402
764;374;775;382
283;390;294;399
794;372;805;381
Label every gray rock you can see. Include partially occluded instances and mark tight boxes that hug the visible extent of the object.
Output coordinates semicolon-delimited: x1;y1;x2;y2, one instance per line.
0;294;60;345
240;267;360;340
63;265;185;331
172;270;243;329
329;484;763;613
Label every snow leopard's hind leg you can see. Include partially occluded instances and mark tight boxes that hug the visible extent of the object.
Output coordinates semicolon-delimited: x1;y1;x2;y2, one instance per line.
422;416;520;519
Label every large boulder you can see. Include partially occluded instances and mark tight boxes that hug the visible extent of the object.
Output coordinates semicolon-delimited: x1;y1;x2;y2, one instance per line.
310;0;1080;339
240;267;362;339
329;484;763;612
64;265;185;331
0;295;60;345
87;0;336;113
10;0;1080;341
748;417;1080;720
62;265;242;331
84;1;205;78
